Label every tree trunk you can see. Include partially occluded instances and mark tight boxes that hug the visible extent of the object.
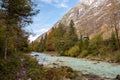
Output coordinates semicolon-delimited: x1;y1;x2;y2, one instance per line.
114;24;120;49
14;35;17;53
113;13;120;49
4;14;9;60
4;27;8;60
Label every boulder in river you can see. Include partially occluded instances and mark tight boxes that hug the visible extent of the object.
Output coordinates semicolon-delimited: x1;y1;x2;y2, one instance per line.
34;54;39;56
116;75;120;80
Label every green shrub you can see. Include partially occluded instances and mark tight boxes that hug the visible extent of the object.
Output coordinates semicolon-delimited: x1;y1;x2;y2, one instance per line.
65;45;80;57
98;46;109;58
115;51;120;62
27;68;41;80
0;53;21;80
109;32;117;51
79;50;89;58
24;56;38;69
23;55;43;80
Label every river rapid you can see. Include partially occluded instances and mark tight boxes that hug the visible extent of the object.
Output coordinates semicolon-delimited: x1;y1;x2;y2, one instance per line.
30;52;120;79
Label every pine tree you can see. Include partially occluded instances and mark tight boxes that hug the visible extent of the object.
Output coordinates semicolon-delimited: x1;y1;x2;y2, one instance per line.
109;0;120;49
0;0;39;59
37;34;47;52
54;23;66;55
37;37;44;52
43;34;47;51
78;35;83;51
83;34;89;49
63;20;78;51
0;25;5;56
109;32;117;51
46;28;55;51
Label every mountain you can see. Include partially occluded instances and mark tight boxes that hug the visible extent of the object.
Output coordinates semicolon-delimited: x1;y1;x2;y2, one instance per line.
35;0;120;42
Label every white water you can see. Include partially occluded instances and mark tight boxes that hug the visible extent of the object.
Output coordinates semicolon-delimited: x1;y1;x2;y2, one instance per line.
30;52;120;79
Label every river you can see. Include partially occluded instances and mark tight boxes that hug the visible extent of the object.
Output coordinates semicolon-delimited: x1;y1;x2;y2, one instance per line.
30;52;120;79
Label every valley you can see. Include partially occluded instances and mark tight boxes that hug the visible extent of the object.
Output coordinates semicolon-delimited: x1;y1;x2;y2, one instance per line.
0;0;120;80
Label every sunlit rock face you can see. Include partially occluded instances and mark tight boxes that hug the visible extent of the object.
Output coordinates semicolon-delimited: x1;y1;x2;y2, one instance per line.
81;0;105;6
81;0;95;5
36;0;120;42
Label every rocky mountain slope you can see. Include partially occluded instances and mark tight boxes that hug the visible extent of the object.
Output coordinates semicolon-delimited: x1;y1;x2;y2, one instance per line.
36;0;120;42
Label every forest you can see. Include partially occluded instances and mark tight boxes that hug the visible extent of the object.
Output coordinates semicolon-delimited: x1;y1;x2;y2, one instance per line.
32;19;120;63
0;0;78;80
0;0;120;80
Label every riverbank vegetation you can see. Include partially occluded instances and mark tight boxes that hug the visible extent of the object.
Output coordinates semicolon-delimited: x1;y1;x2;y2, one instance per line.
0;0;38;79
0;0;120;79
0;0;80;80
0;0;39;59
33;19;120;63
0;51;77;80
24;55;76;80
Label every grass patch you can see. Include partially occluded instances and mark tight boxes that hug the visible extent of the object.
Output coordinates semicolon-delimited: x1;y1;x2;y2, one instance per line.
0;52;76;80
0;53;21;80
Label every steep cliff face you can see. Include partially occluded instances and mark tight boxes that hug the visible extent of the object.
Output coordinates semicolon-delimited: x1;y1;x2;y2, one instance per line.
36;0;120;42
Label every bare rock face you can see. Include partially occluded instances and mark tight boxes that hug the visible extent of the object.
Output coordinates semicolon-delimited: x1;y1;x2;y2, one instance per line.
35;0;120;42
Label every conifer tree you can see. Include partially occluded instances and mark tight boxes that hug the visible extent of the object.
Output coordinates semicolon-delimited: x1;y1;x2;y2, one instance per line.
0;0;39;59
109;0;120;49
54;23;66;55
109;32;117;51
78;35;83;51
63;20;78;51
46;28;55;51
37;37;44;52
83;34;89;49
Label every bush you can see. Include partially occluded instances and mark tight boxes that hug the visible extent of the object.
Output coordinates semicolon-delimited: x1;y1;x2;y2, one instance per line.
98;46;109;58
24;55;38;69
65;45;80;57
27;68;41;80
79;50;89;58
115;51;120;62
0;53;21;80
23;55;43;80
109;32;117;51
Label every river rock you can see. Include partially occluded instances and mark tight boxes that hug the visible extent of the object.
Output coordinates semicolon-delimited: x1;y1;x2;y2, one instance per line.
116;75;120;80
34;54;39;56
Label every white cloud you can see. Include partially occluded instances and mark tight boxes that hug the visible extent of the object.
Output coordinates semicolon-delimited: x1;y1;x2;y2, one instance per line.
28;34;40;42
40;0;69;8
56;3;68;8
28;28;48;42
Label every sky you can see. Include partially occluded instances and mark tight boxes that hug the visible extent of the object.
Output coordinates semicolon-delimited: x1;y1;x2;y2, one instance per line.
27;0;80;42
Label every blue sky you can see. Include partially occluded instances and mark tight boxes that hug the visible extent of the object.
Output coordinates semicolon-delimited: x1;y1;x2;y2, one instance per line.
27;0;80;41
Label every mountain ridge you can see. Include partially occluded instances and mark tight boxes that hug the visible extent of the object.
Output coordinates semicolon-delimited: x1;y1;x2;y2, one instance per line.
35;0;120;42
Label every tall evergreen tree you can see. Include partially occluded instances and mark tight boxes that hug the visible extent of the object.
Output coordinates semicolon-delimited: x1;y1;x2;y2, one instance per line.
37;34;47;52
63;20;78;51
46;28;55;51
0;25;5;56
83;34;89;49
0;0;39;59
109;32;117;51
54;23;66;55
109;0;120;49
43;33;47;51
37;37;44;52
78;35;83;51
